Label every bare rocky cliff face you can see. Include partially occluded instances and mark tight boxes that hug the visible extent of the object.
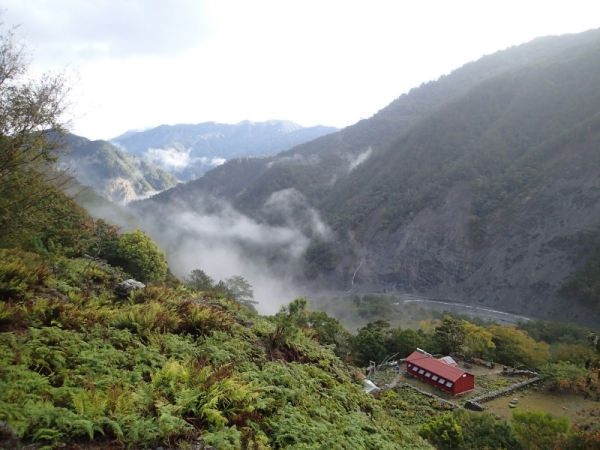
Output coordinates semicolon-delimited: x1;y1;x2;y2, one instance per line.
313;138;600;327
102;178;155;204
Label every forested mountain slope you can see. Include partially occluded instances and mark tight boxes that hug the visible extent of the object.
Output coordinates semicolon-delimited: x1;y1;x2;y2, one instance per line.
143;28;600;210
315;34;600;325
110;120;338;181
61;135;179;204
133;29;600;326
228;28;600;214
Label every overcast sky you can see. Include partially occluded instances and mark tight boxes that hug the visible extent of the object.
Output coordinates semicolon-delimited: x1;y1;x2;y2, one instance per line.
4;0;600;140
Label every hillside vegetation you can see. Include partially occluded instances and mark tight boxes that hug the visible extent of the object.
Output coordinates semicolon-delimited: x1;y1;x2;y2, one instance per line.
319;38;600;239
0;247;431;449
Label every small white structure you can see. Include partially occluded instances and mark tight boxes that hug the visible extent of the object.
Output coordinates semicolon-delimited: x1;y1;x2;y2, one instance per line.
363;379;379;393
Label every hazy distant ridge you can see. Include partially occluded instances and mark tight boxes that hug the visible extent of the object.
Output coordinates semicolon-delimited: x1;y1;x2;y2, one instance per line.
110;120;338;181
61;134;179;204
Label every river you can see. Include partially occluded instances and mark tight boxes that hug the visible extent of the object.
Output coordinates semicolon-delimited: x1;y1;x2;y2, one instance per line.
304;291;532;325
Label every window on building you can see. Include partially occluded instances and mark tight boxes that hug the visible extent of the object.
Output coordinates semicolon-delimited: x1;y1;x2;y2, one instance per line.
418;369;425;375
439;378;445;384
446;381;453;388
407;364;411;368
412;366;418;371
425;372;431;378
432;375;438;381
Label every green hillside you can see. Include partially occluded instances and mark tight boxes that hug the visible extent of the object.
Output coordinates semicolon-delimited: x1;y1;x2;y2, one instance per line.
139;28;600;235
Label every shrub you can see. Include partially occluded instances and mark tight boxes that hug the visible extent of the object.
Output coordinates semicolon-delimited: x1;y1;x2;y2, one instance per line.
115;230;167;283
0;249;49;300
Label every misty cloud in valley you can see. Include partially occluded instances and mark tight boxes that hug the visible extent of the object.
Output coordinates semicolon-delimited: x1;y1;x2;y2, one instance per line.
144;147;226;173
132;188;331;314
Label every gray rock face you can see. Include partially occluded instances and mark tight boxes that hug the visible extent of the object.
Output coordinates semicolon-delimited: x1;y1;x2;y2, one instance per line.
60;134;179;204
313;140;600;327
114;279;146;297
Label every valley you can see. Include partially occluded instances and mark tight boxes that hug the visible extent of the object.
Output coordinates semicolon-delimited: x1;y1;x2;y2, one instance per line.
120;27;600;327
2;16;600;449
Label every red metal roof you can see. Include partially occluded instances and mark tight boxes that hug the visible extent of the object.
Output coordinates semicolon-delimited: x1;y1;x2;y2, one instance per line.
406;351;470;382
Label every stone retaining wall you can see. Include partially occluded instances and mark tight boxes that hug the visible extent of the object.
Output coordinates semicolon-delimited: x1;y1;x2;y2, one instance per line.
464;401;485;411
467;377;541;408
502;369;538;378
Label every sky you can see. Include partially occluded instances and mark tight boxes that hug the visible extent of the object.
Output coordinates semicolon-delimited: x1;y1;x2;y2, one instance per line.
4;0;600;141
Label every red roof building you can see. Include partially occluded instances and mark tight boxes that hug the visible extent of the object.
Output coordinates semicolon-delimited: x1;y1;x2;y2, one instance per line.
405;351;474;395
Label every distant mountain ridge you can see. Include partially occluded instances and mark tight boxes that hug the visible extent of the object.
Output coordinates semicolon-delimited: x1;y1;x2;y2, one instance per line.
60;134;179;204
110;120;338;181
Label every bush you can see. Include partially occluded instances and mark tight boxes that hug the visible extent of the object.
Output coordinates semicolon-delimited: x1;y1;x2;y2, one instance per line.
419;413;464;449
420;409;519;449
115;230;167;283
0;249;49;300
512;411;569;450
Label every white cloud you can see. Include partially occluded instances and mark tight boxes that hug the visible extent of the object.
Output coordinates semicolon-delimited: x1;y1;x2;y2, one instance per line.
347;147;372;172
200;156;226;167
143;148;226;173
262;188;331;239
2;0;211;67
144;147;196;172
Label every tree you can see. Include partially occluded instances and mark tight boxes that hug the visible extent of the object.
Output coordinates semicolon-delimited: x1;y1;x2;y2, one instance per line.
0;19;72;240
184;269;214;291
304;311;354;360
77;218;120;259
224;275;258;311
488;325;550;368
462;320;495;359
586;332;600;376
435;316;466;355
353;320;391;367
267;297;310;354
419;413;464;449
589;332;600;353
387;327;425;358
512;411;569;450
116;229;168;282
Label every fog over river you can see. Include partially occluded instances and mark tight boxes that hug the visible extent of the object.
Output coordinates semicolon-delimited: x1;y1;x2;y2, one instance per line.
304;291;532;325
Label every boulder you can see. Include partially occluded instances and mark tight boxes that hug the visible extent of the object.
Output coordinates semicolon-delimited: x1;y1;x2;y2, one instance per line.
114;279;145;297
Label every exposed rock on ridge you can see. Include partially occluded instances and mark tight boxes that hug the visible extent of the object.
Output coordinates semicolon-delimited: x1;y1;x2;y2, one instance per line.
315;139;600;327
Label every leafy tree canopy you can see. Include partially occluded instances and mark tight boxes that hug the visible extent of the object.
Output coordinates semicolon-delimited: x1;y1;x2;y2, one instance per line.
434;316;467;355
184;268;214;291
0;19;72;241
116;229;168;283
